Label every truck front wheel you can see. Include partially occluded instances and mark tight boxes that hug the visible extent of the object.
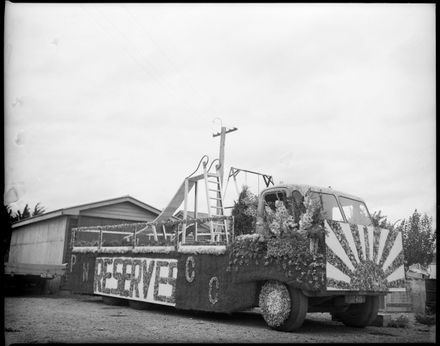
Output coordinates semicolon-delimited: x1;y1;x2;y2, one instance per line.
259;280;308;332
336;296;379;328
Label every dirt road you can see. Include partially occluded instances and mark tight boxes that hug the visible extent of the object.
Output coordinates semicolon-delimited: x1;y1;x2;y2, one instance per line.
4;294;435;344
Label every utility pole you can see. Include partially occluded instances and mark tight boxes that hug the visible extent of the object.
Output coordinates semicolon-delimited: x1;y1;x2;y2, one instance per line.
213;126;238;186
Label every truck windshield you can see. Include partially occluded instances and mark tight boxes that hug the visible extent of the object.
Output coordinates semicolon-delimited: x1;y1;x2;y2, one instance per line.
310;192;344;222
338;196;372;226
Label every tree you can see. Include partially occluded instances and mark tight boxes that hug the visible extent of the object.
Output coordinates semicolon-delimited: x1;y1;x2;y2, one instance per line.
371;210;400;230
398;209;436;269
7;202;45;223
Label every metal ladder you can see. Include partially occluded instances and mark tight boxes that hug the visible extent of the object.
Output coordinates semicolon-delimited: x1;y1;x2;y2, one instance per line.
203;165;229;243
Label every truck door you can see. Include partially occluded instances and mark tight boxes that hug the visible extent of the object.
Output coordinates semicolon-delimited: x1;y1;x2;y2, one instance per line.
319;193;406;293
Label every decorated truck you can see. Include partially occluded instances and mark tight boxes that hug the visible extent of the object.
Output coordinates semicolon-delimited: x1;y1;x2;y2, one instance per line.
70;153;406;332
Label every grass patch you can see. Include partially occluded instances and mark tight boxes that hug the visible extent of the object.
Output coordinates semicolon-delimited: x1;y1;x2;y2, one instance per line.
388;315;409;328
415;312;436;326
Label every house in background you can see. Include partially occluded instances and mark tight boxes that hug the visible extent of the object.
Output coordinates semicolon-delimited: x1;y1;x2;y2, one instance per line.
428;251;436;279
5;196;162;293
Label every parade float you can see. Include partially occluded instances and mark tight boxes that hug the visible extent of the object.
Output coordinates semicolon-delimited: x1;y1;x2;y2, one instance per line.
70;126;406;332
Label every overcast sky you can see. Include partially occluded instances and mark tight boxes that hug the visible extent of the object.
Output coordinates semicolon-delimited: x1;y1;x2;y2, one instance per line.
4;3;436;227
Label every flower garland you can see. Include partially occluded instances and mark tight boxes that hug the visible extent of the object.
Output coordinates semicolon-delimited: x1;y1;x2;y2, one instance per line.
258;281;291;327
177;245;227;255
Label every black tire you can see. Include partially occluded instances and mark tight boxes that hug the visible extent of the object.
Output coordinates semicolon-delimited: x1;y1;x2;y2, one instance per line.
337;296;379;328
102;296;128;306
259;280;308;332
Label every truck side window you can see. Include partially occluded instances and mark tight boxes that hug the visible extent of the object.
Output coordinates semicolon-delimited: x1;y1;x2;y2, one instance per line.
310;192;344;222
264;191;287;212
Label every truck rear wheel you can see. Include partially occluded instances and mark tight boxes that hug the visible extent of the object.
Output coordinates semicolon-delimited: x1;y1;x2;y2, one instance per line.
337;296;379;328
259;280;308;332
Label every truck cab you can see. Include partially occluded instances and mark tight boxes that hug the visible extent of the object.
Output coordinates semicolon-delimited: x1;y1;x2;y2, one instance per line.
256;184;372;229
229;184;406;331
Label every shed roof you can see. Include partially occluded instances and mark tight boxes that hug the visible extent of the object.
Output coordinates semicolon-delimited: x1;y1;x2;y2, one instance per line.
11;196;162;228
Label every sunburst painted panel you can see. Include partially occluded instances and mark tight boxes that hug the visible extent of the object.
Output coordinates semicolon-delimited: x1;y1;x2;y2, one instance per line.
382;232;403;272
376;228;389;265
358;225;366;261
367;226;374;261
340;223;360;263
325;221;406;292
324;221;355;272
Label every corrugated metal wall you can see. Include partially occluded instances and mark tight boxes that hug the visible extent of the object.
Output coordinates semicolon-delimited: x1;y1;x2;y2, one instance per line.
8;216;68;265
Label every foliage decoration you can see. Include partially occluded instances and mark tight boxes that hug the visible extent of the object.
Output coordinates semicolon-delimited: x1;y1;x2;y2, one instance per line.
227;230;326;291
350;261;388;291
231;186;258;236
259;281;291;327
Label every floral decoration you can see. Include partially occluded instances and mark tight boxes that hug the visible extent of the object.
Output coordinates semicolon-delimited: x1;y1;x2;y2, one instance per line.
350;260;388;291
227;231;326;291
264;201;298;237
208;276;219;305
372;227;381;263
350;224;364;260
185;256;196;283
363;225;371;260
258;281;291;327
231;186;259;235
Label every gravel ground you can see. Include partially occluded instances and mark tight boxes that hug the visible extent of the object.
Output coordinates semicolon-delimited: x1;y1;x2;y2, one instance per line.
4;293;436;344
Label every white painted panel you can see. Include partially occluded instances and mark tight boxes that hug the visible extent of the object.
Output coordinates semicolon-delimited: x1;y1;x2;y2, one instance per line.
326;262;351;283
145;260;157;302
340;223;360;263
95;257;178;307
382;232;403;272
386;264;405;283
325;222;355;272
376;228;389;264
